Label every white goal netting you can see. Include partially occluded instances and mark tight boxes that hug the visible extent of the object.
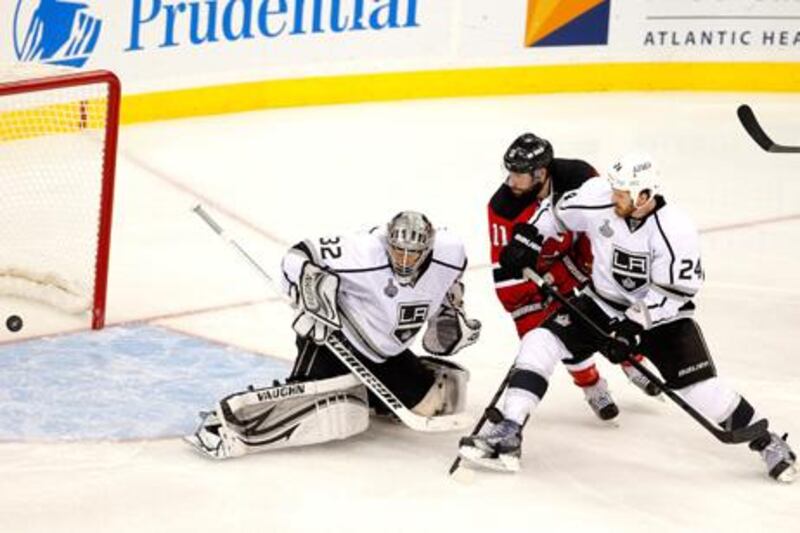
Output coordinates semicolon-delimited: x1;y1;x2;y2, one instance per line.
0;64;118;327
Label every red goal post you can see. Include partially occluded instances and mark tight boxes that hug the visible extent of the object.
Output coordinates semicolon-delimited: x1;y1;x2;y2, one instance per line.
0;67;120;329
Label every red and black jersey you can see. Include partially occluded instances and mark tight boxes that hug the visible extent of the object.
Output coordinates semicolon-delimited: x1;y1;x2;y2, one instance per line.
488;158;596;337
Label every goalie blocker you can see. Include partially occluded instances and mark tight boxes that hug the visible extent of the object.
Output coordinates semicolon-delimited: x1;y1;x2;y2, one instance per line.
187;355;469;459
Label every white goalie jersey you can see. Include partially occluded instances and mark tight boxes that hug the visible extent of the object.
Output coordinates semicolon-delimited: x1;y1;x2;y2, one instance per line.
280;227;468;362
535;177;704;327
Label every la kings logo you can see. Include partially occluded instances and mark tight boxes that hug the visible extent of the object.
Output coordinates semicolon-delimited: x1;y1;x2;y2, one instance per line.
611;247;649;292
393;302;430;343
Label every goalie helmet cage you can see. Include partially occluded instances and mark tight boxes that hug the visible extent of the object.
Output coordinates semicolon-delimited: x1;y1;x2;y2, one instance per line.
0;67;121;329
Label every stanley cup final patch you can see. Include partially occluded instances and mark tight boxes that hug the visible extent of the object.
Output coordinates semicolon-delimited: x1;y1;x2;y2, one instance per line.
599;219;614;238
611;247;650;292
384;277;399;298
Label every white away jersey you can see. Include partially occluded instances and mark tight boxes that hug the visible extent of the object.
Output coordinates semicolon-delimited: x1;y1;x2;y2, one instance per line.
536;177;703;326
280;227;467;362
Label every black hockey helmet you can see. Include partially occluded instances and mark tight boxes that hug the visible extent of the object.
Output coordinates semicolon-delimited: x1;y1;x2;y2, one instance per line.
503;133;553;174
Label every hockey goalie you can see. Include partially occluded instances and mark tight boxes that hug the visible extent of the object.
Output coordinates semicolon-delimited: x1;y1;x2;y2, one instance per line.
186;211;481;459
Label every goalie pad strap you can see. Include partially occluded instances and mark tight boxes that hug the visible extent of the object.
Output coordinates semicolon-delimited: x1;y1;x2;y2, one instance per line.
221;373;361;415
412;357;470;416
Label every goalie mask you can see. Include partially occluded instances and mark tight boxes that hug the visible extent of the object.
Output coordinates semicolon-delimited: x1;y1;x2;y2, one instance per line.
386;211;435;286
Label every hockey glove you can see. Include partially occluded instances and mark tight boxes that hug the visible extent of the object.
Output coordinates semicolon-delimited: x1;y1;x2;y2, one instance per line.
291;262;342;344
423;281;481;356
422;307;482;356
535;232;574;273
604;318;644;364
498;223;544;278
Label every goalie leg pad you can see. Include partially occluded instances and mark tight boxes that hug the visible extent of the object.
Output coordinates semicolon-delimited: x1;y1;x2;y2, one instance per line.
411;357;470;417
187;374;369;459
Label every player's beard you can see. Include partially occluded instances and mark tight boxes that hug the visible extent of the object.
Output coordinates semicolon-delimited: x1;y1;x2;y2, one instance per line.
530;181;546;198
510;180;545;198
614;202;635;217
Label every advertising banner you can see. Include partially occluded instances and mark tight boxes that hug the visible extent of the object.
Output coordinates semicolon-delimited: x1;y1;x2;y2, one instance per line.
1;1;797;119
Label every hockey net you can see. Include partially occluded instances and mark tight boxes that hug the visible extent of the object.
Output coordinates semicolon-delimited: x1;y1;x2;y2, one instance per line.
0;65;120;329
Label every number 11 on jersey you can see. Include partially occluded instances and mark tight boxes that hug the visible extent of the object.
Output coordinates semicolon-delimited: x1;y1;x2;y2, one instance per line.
491;223;508;247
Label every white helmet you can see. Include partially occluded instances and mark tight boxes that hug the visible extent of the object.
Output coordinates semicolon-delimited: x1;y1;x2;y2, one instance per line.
386;211;435;286
607;153;660;202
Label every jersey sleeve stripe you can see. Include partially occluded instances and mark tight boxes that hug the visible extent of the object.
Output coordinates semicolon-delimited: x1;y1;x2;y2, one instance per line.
653;212;676;285
561;256;589;285
432;258;467;272
333;265;391;274
495;278;529;289
511;301;549;318
559;203;614;211
527;204;549;226
653;282;697;300
646;296;668;310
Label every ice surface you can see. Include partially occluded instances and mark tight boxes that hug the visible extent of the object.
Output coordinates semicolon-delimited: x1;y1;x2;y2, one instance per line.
0;92;797;532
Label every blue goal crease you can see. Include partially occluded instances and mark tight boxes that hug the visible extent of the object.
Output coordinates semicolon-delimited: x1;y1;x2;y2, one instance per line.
0;324;290;441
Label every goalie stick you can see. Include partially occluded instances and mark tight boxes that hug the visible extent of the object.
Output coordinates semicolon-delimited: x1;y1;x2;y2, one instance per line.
737;104;800;153
522;268;767;445
192;204;469;433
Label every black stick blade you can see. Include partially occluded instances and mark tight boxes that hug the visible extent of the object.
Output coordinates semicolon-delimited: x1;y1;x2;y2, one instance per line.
737;104;775;152
737;104;800;153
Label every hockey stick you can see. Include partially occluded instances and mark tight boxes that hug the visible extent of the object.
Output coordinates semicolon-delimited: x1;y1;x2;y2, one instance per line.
522;268;767;445
737;104;800;153
192;204;470;433
448;370;510;475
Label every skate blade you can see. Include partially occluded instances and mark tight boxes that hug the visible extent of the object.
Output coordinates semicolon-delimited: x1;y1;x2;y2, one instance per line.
599;416;620;428
449;466;476;484
776;464;797;484
457;446;520;473
183;434;225;460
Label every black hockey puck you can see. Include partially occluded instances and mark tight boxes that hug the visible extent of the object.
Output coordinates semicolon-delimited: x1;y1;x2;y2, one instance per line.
6;315;23;333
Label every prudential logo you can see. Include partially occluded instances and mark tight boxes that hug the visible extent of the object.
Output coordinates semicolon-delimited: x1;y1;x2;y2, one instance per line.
13;0;103;67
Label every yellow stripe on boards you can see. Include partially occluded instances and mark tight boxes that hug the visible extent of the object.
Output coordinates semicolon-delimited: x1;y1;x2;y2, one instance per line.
120;63;800;125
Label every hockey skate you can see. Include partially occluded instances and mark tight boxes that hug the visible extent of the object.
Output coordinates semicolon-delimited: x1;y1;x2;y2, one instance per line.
621;362;662;398
458;418;522;473
750;432;797;483
184;410;228;459
583;378;620;423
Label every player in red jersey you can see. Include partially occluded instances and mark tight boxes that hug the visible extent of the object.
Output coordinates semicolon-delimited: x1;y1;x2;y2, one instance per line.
488;133;659;422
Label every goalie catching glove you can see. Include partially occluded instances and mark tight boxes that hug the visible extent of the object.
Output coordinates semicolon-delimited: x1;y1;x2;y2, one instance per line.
290;261;342;344
422;281;481;356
